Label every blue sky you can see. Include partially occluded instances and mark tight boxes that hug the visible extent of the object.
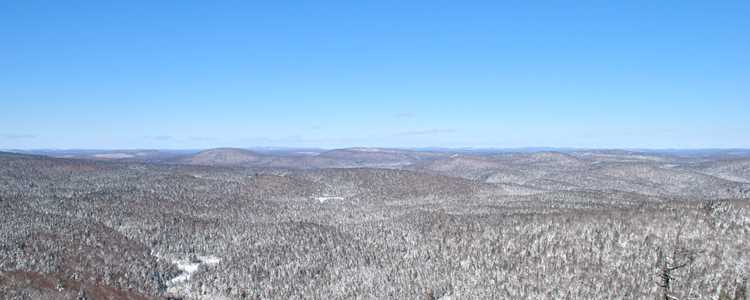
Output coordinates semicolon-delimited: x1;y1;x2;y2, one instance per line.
1;1;748;149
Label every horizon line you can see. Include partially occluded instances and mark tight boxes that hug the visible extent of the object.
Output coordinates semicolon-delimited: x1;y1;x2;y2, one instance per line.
4;146;750;152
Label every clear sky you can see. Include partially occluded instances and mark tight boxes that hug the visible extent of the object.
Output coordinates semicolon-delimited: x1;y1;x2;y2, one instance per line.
1;1;748;149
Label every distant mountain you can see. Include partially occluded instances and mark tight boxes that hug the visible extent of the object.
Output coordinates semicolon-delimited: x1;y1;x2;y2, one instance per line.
408;151;750;198
410;151;584;182
180;148;264;165
318;147;444;166
693;157;750;183
7;149;197;163
173;147;448;169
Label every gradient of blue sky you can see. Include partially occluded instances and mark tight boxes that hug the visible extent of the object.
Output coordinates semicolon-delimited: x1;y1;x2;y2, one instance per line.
1;1;748;149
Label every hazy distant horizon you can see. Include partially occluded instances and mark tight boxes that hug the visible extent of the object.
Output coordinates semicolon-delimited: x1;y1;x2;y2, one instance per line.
6;146;750;153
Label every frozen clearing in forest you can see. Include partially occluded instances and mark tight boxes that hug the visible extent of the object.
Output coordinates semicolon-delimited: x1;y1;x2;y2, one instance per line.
169;255;222;284
314;196;344;203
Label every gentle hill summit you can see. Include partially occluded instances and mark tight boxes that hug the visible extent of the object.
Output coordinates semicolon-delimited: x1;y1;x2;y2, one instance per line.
318;148;443;166
181;148;263;165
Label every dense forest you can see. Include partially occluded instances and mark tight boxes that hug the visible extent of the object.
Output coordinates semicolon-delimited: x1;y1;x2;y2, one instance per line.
1;149;748;299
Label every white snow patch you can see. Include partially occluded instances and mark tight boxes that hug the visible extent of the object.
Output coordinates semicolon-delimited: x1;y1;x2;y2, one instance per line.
314;196;344;203
168;255;222;285
200;256;222;264
169;261;199;284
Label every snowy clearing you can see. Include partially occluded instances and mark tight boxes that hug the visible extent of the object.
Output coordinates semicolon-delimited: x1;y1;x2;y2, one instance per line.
169;255;222;284
314;196;344;203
